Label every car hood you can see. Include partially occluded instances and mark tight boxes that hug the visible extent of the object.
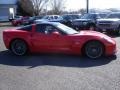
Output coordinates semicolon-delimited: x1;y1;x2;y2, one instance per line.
97;18;120;22
74;30;110;39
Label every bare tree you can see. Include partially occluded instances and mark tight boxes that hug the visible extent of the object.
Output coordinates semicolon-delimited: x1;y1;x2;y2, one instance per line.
19;0;49;16
30;0;49;15
50;0;65;15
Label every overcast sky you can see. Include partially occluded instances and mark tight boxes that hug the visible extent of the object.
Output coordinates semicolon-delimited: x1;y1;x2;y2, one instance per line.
65;0;120;10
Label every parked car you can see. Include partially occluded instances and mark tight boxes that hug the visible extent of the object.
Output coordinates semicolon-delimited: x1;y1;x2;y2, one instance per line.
3;22;116;59
27;16;44;24
59;14;81;27
97;12;120;35
35;14;81;28
11;16;30;26
21;16;30;25
34;15;60;23
11;16;23;26
72;13;107;31
50;14;81;27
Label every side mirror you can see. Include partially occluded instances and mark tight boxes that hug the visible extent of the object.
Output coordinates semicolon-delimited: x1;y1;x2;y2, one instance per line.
52;31;60;36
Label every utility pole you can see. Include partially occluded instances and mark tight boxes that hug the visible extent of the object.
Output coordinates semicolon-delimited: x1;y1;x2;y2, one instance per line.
86;0;89;13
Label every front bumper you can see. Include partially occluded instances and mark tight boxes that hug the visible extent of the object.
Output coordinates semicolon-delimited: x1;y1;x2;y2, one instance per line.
96;23;118;32
105;40;117;56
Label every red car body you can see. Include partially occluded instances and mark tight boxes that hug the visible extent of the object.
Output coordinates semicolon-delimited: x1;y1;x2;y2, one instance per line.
3;22;116;58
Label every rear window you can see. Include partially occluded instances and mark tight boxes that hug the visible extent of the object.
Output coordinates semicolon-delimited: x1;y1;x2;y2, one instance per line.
17;25;32;31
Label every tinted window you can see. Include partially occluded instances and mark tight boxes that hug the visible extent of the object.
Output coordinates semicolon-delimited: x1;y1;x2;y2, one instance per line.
70;15;80;19
36;24;56;34
17;25;32;31
42;16;49;19
54;16;59;19
99;14;107;18
36;24;45;33
81;14;99;19
49;16;54;20
36;24;65;35
107;13;120;18
62;15;71;20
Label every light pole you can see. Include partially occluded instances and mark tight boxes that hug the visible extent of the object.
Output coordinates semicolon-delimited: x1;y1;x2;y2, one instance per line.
86;0;89;13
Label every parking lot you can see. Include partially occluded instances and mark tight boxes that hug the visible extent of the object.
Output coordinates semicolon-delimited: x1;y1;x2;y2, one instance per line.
0;25;120;90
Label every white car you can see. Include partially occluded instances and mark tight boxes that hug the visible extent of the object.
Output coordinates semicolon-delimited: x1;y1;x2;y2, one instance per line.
34;15;60;23
97;12;120;35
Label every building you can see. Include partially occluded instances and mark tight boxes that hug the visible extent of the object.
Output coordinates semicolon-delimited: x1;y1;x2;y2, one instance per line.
0;0;17;21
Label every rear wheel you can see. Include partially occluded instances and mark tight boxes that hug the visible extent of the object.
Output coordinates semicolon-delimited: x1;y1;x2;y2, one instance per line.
10;39;28;55
85;41;104;59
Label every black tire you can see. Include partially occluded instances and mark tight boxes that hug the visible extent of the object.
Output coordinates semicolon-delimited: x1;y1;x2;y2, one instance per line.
85;41;104;59
10;39;28;56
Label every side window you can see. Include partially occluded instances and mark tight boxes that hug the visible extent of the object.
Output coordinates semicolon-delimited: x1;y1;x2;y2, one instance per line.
64;16;70;20
36;24;45;33
44;25;66;35
36;24;65;35
47;16;53;20
44;25;56;34
36;24;58;34
93;15;97;19
54;16;58;19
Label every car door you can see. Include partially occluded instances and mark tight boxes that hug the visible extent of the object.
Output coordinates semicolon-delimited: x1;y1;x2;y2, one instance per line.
32;24;71;53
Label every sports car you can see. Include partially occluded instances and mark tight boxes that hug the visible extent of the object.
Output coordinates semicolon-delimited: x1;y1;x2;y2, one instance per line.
3;22;116;59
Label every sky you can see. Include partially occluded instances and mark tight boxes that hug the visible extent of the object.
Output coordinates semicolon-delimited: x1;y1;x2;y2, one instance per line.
65;0;120;10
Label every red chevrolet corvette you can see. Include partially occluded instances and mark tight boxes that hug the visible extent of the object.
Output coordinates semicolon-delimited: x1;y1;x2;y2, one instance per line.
3;22;116;59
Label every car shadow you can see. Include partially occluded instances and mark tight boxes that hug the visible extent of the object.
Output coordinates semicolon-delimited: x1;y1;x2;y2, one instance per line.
0;50;117;68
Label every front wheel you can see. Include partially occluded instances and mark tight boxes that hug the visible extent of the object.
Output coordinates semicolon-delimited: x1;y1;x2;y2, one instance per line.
10;39;28;55
85;41;104;59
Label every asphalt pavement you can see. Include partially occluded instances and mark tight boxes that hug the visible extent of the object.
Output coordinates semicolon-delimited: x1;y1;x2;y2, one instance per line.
0;26;120;90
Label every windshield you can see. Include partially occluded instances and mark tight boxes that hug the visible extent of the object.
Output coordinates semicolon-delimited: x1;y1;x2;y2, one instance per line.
107;13;120;18
81;14;94;19
55;23;78;34
81;14;100;19
42;16;49;19
99;14;107;18
61;15;80;20
70;15;80;19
